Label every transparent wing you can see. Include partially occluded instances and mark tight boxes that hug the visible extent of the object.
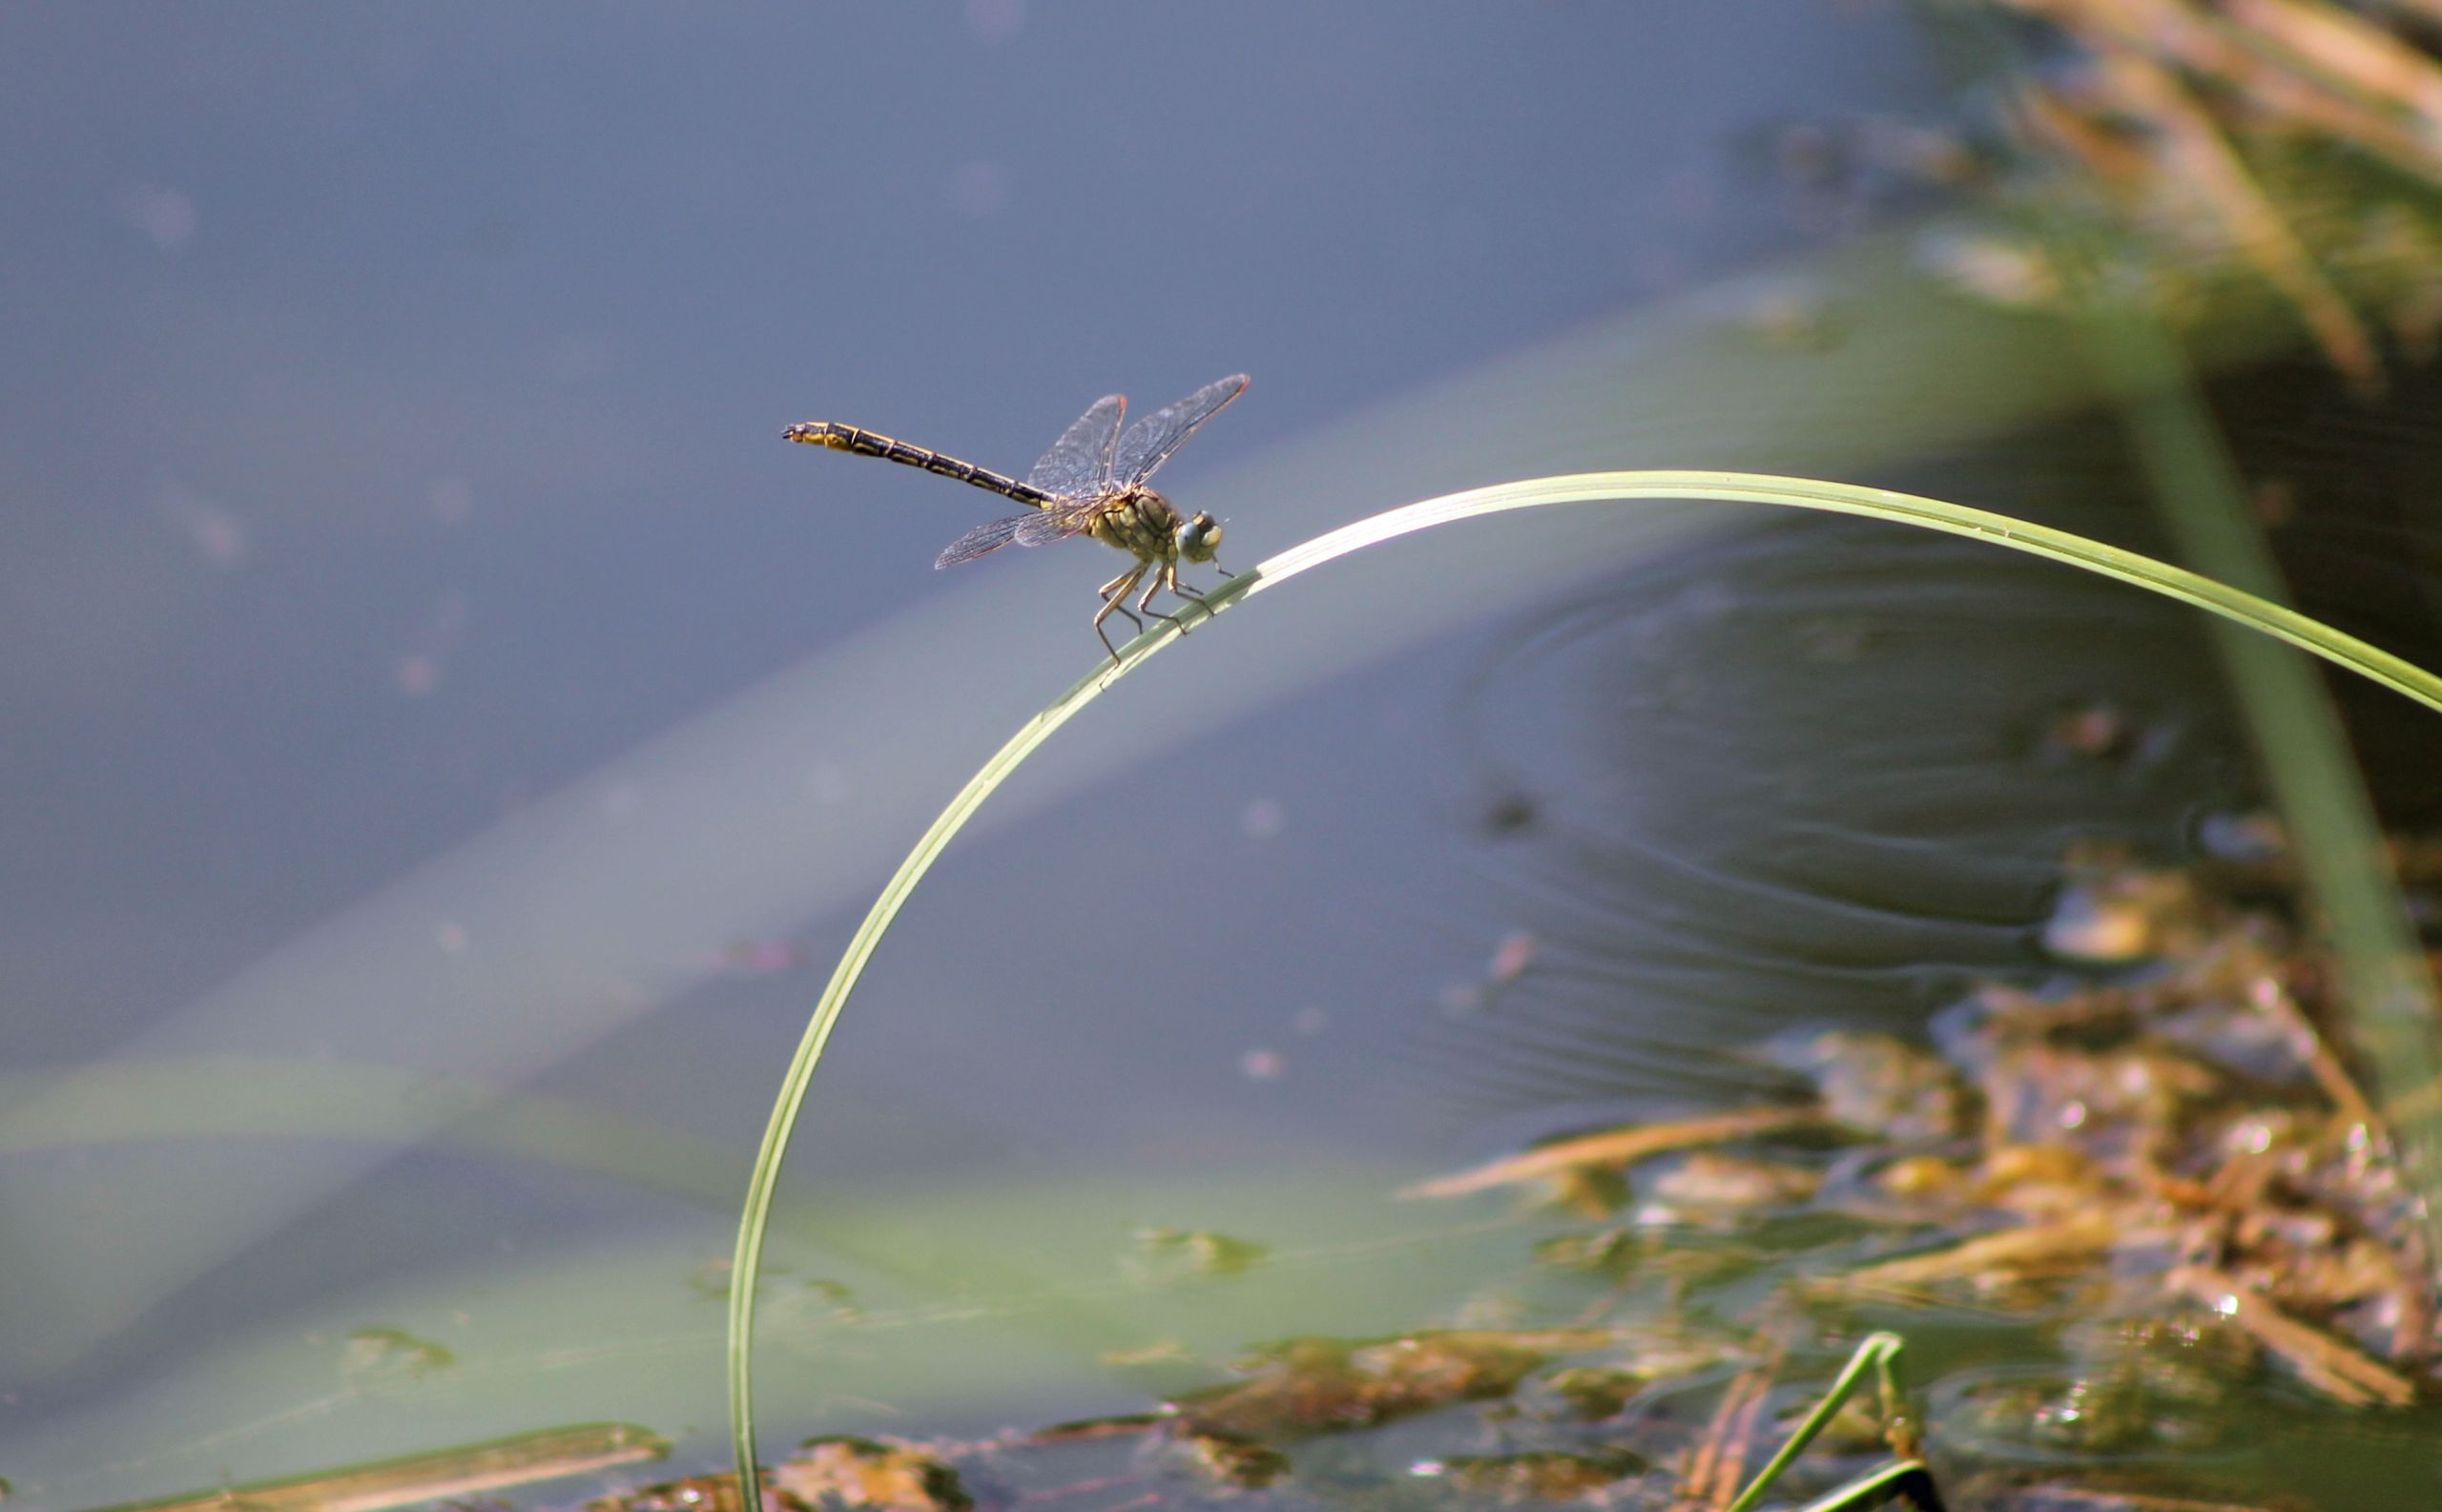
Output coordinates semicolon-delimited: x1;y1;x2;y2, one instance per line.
1012;497;1107;549
1110;374;1249;487
933;513;1037;569
1024;393;1126;498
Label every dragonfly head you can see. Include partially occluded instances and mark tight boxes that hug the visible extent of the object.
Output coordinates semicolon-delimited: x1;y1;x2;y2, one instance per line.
1176;511;1223;564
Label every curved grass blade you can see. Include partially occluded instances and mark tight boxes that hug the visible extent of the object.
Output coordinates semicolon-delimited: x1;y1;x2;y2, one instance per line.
730;469;2442;1500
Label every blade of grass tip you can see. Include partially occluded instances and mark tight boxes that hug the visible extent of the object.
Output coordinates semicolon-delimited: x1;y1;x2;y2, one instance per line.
732;472;2442;1500
1726;1333;1904;1512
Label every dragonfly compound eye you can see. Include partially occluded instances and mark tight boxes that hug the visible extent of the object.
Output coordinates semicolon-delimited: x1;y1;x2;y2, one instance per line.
1178;512;1222;562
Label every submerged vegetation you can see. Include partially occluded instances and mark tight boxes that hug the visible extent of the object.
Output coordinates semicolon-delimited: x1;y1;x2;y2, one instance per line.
607;822;2431;1512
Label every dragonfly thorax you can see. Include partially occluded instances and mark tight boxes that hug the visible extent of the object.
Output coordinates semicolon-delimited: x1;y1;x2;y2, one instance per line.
1086;487;1213;566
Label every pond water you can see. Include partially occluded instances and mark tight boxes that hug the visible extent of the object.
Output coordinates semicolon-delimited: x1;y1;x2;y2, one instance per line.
6;8;2441;1511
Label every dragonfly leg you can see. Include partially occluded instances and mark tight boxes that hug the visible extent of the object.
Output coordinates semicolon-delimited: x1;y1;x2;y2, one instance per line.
1161;561;1217;626
1093;564;1151;667
1097;567;1143;613
1136;571;1190;636
1097;568;1148;631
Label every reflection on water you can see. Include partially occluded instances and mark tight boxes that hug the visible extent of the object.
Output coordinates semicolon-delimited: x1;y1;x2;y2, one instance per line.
1425;516;2244;1120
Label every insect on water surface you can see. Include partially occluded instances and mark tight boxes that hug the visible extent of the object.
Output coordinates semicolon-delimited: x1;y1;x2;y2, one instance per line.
786;375;1250;666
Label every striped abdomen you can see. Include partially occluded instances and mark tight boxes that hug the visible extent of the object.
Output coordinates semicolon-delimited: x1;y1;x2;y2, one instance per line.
783;422;1054;507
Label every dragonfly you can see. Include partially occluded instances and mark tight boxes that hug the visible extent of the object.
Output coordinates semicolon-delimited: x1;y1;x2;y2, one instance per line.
786;374;1250;665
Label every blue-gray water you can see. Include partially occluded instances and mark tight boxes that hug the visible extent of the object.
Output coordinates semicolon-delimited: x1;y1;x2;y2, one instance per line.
13;7;2368;1505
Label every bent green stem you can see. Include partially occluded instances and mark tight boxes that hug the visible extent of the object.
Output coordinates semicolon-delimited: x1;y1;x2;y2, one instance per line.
730;470;2442;1501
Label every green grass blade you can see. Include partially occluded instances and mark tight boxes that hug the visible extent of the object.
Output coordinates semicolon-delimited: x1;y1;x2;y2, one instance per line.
2082;308;2442;1267
730;471;2442;1501
1789;1460;1939;1512
1725;1332;1905;1512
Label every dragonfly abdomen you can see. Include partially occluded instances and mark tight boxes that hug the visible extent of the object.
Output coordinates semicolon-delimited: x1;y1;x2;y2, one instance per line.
783;422;1054;506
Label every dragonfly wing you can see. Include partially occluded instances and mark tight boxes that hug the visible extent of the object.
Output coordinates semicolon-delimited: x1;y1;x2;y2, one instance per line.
1025;394;1126;498
1110;374;1248;487
934;512;1036;569
1012;498;1105;548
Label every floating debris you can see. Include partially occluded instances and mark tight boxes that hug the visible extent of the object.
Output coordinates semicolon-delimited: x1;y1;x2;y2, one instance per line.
1785;1030;1975;1144
67;1423;666;1512
1407;1447;1648;1500
1169;1428;1289;1490
1163;1330;1611;1443
1402;1105;1824;1202
1488;928;1539;990
2165;1264;2414;1408
340;1325;457;1382
1642;1150;1824;1221
1535;1365;1651;1421
770;1438;970;1512
709;820;2435;1511
1131;1226;1272;1280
